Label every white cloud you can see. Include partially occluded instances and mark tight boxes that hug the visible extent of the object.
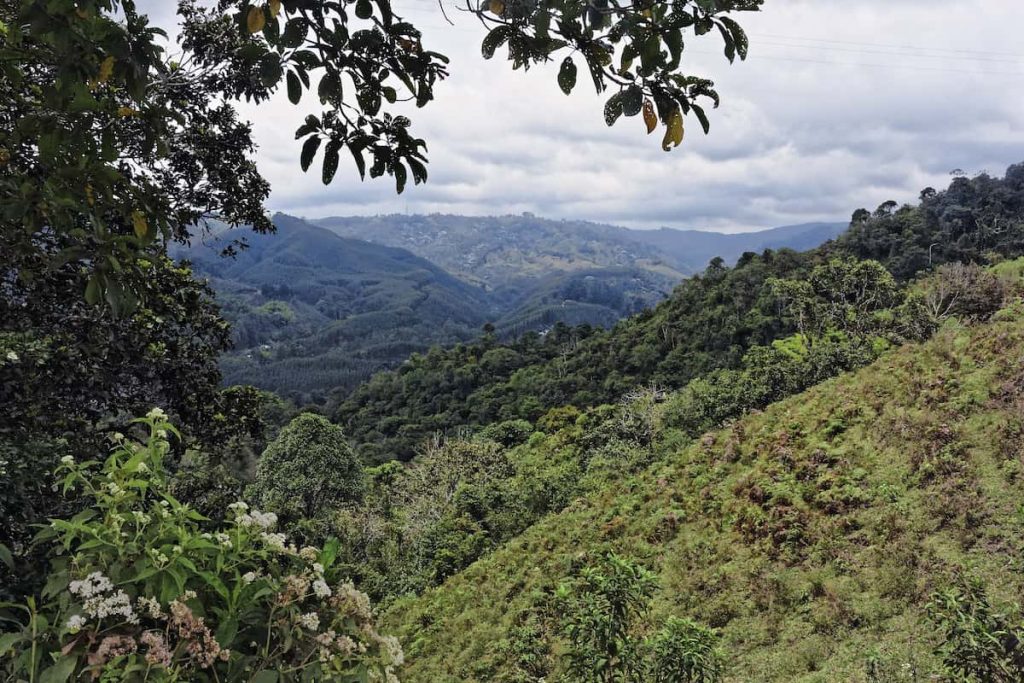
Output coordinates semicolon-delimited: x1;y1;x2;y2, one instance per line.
143;0;1024;231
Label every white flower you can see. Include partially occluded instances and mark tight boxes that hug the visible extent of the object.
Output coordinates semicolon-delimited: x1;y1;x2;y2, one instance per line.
60;455;75;466
155;429;168;439
214;532;232;549
82;589;137;624
227;501;249;513
146;407;166;420
312;579;331;599
69;572;114;598
242;572;258;585
298;612;320;631
260;532;287;551
112;432;125;442
135;461;149;473
65;614;86;632
5;351;18;362
106;482;122;496
299;546;319;562
312;563;324;576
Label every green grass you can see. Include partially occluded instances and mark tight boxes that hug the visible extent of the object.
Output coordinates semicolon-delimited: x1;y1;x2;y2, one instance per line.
382;307;1024;682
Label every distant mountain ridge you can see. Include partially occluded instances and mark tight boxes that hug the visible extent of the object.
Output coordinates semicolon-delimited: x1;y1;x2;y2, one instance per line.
178;213;846;402
310;213;846;298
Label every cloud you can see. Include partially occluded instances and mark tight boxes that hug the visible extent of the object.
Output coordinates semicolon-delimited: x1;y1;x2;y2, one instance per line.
142;0;1024;231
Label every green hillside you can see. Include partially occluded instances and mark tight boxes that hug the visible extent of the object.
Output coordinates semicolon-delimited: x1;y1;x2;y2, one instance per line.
381;296;1024;682
177;214;495;401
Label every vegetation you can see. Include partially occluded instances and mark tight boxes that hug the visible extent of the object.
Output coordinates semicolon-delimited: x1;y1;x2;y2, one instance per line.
379;278;1024;680
335;165;1024;462
0;411;401;682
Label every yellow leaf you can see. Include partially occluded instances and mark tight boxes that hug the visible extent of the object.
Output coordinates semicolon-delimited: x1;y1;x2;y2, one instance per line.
489;0;505;15
131;211;148;239
117;106;136;118
661;109;684;151
246;6;266;33
269;0;281;17
85;184;94;206
642;99;656;135
97;56;114;84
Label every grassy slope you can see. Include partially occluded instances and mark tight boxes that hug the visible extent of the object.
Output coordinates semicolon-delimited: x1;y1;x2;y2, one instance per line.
383;305;1024;682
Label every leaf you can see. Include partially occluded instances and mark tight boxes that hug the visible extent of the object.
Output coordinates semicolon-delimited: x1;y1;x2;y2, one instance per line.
322;140;341;184
246;6;266;34
488;0;505;15
661;108;684;151
214;616;238;647
349;145;366;180
557;57;577;95
39;655;77;683
131;210;148;238
269;0;281;17
691;103;710;134
394;161;407;194
286;71;301;104
481;25;512;60
355;0;373;19
0;632;20;656
318;71;342;103
299;137;319;174
603;91;624;127
259;55;283;88
642;99;657;134
0;543;12;570
621;85;642;117
251;671;279;683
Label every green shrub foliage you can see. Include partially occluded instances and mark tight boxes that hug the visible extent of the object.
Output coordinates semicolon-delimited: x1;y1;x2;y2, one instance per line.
0;411;402;682
250;414;365;530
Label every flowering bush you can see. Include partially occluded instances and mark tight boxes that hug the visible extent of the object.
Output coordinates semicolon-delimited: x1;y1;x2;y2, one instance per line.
0;410;403;682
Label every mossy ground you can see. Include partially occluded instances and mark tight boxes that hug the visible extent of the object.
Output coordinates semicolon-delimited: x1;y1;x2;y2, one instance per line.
383;307;1024;682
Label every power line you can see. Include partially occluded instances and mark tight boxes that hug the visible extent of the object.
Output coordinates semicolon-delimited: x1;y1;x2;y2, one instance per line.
754;39;1024;66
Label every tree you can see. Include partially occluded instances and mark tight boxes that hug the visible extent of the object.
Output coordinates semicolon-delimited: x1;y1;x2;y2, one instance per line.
250;413;365;526
1;0;762;309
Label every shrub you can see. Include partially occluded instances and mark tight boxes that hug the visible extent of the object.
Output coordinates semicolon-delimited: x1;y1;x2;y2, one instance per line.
648;617;724;683
0;410;402;682
927;575;1024;682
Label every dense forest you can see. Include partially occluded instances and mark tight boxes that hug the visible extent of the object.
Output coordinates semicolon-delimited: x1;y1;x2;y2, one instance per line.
4;0;1024;682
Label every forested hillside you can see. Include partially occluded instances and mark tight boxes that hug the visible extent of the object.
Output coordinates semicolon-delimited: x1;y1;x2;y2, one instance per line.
177;214;494;400
381;285;1024;681
335;166;1024;463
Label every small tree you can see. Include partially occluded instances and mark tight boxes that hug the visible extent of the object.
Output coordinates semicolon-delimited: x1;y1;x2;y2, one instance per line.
556;553;724;683
250;413;365;526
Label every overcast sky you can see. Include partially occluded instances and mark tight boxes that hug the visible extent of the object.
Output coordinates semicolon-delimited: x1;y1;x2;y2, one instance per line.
145;1;1024;232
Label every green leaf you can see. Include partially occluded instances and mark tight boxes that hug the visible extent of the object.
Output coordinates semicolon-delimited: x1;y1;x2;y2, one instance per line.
355;0;373;19
39;655;77;683
349;145;367;180
251;671;279;683
322;140;341;184
557;57;577;95
215;616;238;648
84;276;101;305
0;543;12;570
691;103;711;134
282;18;306;48
300;136;321;172
286;71;302;104
259;55;283;88
0;632;21;657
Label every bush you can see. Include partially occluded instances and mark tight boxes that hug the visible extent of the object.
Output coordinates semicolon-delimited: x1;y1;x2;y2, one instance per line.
0;410;402;682
648;617;724;683
927;575;1024;682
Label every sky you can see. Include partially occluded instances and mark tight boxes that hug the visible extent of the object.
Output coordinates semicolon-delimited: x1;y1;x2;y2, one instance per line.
144;1;1024;232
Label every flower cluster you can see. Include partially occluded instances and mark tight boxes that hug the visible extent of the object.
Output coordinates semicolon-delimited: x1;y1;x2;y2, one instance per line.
68;571;138;625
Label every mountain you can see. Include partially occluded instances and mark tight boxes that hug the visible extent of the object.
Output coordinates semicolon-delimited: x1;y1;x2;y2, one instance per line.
380;299;1024;681
627;221;849;272
175;214;494;401
310;213;846;299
